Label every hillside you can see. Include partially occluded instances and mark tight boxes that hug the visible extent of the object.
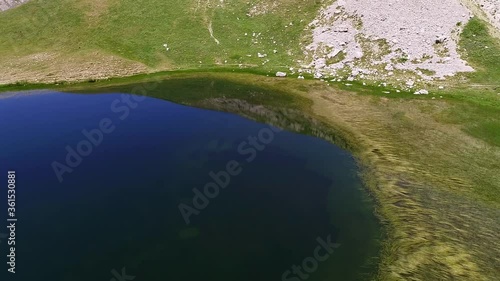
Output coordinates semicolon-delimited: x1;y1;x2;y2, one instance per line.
0;0;322;84
0;0;498;87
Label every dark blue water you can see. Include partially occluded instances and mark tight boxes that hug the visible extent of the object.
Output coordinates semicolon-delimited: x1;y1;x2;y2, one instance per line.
0;91;380;281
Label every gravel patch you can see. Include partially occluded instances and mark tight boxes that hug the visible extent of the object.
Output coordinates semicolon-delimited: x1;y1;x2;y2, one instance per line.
473;0;500;30
304;0;475;80
0;0;29;11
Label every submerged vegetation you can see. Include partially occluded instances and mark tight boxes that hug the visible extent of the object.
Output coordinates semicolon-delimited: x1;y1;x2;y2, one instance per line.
0;1;499;280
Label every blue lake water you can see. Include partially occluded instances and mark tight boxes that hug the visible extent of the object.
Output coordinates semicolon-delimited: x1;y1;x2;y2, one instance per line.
0;91;380;281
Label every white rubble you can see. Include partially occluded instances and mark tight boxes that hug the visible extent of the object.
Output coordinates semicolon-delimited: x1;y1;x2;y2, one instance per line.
304;0;476;80
414;89;430;95
473;0;500;30
276;71;287;77
0;0;29;11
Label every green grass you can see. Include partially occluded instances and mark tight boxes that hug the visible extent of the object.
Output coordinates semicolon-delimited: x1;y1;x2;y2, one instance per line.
459;17;500;84
431;18;500;148
466;121;500;146
0;0;322;69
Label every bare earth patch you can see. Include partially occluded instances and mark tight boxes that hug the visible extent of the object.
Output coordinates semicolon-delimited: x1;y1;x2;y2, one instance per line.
75;0;117;24
0;51;149;84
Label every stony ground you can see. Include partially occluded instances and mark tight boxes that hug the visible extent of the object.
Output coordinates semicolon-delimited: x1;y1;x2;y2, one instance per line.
0;0;29;11
473;0;500;30
302;0;476;86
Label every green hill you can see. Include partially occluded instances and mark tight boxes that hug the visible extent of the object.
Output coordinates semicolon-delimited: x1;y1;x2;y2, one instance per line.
0;0;321;83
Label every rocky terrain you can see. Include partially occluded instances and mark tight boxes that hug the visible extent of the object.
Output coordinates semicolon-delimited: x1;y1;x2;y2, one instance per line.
473;0;500;30
301;0;476;86
1;0;499;87
0;0;28;11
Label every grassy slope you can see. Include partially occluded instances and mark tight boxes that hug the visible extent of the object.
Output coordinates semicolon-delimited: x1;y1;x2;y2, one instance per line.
0;0;321;83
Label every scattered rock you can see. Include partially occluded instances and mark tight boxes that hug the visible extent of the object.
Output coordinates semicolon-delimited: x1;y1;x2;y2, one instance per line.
334;25;349;33
435;35;447;44
303;0;474;80
414;89;429;95
276;71;287;77
0;0;29;11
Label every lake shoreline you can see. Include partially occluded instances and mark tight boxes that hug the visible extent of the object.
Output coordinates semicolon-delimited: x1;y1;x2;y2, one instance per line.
1;71;499;280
